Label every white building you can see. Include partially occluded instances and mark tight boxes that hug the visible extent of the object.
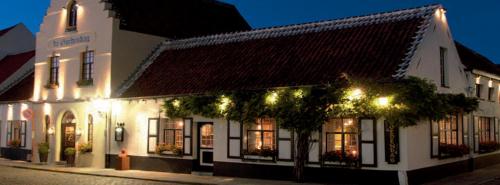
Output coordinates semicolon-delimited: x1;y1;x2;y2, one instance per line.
0;1;498;185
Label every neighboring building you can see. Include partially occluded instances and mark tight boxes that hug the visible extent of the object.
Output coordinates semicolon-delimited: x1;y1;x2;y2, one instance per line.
0;1;498;185
0;23;36;161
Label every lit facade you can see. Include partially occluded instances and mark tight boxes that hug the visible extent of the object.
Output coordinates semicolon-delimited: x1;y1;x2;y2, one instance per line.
0;1;498;185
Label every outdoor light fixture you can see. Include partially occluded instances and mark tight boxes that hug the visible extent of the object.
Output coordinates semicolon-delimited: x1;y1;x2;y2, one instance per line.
218;96;231;114
172;99;181;108
115;122;125;142
265;91;279;105
376;97;390;108
347;88;363;101
76;128;82;136
48;127;55;135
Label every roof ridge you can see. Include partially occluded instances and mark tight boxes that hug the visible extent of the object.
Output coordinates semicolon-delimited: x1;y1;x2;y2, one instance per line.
114;4;442;97
160;3;441;50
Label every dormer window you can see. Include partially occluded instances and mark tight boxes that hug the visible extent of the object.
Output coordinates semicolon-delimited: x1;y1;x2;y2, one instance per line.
66;0;78;31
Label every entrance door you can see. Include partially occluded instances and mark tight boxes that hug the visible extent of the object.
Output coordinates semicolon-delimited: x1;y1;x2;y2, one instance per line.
198;123;214;171
60;112;76;161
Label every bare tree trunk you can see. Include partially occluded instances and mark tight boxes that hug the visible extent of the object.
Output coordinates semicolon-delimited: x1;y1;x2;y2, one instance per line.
294;131;310;183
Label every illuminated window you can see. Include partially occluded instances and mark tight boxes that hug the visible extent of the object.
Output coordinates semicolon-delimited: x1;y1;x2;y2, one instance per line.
244;118;276;153
67;0;78;31
476;117;494;143
6;121;27;147
200;124;214;148
161;118;183;148
48;55;59;86
438;115;461;145
324;118;358;156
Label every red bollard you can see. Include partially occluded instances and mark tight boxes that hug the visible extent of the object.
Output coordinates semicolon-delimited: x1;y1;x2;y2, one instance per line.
116;149;130;170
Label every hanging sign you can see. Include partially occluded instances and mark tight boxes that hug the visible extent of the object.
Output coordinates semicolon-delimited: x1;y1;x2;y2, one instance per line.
22;108;34;120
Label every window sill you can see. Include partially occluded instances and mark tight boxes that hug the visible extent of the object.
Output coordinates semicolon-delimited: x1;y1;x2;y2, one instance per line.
77;79;94;87
65;27;77;32
440;85;450;88
322;160;359;168
44;83;59;89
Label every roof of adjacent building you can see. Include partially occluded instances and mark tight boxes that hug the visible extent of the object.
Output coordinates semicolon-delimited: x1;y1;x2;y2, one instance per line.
455;42;500;75
116;4;441;98
0;25;15;37
0;72;33;102
0;51;35;83
106;0;251;39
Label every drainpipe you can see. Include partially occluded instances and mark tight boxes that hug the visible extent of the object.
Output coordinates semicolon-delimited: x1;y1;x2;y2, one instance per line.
466;72;475;171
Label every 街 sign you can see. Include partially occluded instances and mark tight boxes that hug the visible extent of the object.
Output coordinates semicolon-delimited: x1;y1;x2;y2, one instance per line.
49;33;95;49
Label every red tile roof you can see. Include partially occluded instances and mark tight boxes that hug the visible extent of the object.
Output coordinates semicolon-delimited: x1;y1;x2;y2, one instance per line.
455;42;500;75
0;72;33;102
0;25;15;37
117;4;440;98
0;51;35;83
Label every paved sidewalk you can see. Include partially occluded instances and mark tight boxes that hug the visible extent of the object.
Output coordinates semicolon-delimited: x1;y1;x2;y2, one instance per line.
0;158;320;185
424;163;500;185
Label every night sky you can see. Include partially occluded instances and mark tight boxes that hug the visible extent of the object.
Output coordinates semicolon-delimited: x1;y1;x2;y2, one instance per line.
0;0;498;63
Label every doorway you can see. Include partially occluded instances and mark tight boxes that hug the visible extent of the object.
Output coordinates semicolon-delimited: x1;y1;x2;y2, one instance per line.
197;122;214;171
60;111;76;161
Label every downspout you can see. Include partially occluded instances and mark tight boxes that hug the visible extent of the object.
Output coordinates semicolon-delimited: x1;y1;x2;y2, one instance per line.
466;71;475;171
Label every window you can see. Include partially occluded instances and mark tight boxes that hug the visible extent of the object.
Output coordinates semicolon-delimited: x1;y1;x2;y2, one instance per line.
147;118;184;154
440;47;449;87
431;114;465;158
488;87;495;101
324;118;359;156
87;115;93;144
200;124;214;148
48;56;60;86
67;0;78;31
476;84;482;98
243;118;276;153
80;50;94;83
161;118;183;149
45;115;50;143
438;115;461;145
477;117;494;143
6;121;27;147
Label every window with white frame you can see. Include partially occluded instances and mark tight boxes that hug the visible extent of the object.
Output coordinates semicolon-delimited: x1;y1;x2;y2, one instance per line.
431;113;466;158
323;118;359;159
243;118;276;154
147;118;184;154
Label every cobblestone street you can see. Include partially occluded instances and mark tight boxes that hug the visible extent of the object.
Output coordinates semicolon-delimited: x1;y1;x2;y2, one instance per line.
0;166;180;185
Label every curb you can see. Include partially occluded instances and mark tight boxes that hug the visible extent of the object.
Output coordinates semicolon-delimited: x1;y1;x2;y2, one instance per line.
0;163;216;185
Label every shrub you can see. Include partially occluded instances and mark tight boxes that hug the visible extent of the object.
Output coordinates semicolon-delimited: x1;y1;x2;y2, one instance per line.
38;142;50;155
78;143;92;154
64;147;76;156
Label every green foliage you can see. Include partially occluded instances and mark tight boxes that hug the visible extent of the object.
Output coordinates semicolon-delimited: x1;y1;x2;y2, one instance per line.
78;143;92;154
38;142;49;155
163;76;479;129
64;147;76;156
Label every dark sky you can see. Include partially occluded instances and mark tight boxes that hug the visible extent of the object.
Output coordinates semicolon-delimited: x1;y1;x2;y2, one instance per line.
0;0;498;63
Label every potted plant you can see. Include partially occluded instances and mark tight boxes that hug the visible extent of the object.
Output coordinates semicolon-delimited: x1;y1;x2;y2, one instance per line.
8;140;21;148
155;143;183;157
243;147;277;161
38;142;49;163
439;144;469;158
78;143;92;154
64;147;76;166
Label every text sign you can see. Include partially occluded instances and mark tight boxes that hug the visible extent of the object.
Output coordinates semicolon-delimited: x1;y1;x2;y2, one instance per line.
49;33;94;49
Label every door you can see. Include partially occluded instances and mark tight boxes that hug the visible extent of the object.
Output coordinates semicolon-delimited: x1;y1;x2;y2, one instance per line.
60;112;76;161
198;122;214;171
